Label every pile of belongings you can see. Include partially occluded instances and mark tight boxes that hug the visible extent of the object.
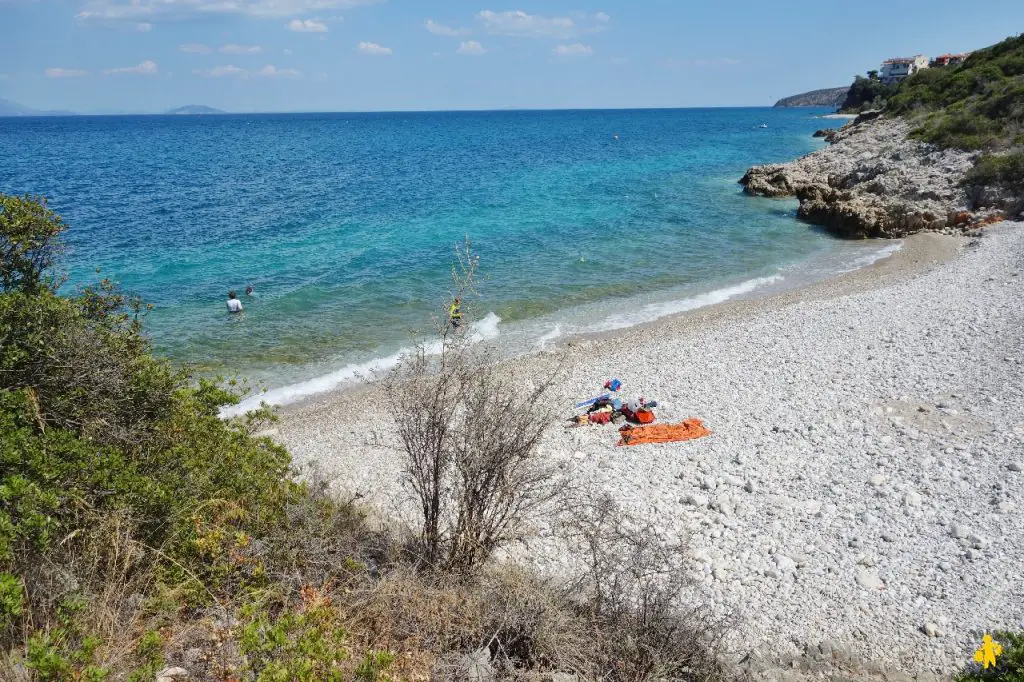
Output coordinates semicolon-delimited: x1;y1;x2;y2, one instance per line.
570;378;658;427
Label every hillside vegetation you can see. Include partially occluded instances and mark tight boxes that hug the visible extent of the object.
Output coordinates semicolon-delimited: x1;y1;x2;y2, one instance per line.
773;87;849;108
837;34;1023;195
887;33;1024;150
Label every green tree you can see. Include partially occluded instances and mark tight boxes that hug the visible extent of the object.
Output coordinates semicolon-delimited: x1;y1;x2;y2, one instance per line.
0;195;65;294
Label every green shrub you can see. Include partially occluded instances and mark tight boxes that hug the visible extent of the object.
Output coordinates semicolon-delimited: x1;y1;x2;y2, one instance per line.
964;149;1024;189
840;74;898;112
238;599;353;682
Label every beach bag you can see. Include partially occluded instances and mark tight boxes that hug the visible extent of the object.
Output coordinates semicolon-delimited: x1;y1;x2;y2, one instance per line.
634;408;655;424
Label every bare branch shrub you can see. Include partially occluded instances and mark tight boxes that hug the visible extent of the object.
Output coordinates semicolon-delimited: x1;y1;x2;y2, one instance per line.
560;490;732;682
384;239;561;576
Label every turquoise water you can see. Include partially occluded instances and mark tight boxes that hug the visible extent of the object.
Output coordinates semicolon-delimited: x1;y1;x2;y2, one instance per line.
0;108;889;403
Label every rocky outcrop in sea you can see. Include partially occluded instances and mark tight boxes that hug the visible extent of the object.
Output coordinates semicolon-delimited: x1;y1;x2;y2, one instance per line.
740;116;1017;238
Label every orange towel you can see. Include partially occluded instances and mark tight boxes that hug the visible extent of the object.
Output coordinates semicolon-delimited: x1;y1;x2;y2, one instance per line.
616;418;711;447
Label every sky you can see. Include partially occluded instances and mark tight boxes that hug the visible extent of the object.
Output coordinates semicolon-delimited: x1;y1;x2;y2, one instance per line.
1;0;1022;113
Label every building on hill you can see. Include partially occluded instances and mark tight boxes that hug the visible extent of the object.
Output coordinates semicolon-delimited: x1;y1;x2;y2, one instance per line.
930;53;970;67
880;55;929;84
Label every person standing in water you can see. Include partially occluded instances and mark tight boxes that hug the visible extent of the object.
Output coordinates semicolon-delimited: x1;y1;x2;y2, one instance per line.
226;291;243;313
448;297;463;329
245;286;254;297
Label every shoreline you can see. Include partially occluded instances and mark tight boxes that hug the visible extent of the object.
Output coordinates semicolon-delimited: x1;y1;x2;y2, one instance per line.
270;229;955;420
271;221;1024;675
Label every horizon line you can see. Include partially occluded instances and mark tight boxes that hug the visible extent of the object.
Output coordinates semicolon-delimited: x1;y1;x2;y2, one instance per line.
1;103;840;118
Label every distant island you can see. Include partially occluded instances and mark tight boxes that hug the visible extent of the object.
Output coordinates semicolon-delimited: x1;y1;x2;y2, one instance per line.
773;87;850;108
165;105;225;115
0;97;77;117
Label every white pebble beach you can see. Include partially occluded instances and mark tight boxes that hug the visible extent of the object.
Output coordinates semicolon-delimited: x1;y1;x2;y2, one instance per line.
272;222;1024;677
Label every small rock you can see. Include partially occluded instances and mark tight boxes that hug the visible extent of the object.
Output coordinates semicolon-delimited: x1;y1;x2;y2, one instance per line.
938;561;952;572
156;668;190;682
685;493;710;507
1008;462;1023;472
881;533;896;543
869;474;887;487
950;523;969;539
460;648;495;682
775;554;797;572
997;500;1016;514
923;622;944;638
744;480;757;493
856;569;883;590
968;533;989;549
723;474;744;487
903;491;923;507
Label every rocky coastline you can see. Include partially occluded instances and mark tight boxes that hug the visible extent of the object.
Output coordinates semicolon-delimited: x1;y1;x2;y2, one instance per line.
740;115;1019;239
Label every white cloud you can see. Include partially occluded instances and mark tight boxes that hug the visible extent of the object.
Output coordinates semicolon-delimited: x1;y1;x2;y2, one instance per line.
357;41;391;55
221;43;263;54
255;64;300;76
477;10;574;38
289;18;327;32
283;48;293;54
75;0;381;21
45;68;90;78
595;11;610;23
135;22;152;31
425;19;470;36
0;74;10;81
554;43;592;57
457;40;485;56
194;64;247;77
103;60;159;75
179;43;212;53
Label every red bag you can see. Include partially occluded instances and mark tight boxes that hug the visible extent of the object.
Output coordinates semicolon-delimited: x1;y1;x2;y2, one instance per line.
634;409;655;424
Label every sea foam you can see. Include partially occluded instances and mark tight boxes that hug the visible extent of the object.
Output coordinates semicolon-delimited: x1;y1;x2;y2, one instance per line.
222;312;502;416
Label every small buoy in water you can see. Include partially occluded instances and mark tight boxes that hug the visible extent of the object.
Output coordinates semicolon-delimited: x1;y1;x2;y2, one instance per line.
612;133;619;140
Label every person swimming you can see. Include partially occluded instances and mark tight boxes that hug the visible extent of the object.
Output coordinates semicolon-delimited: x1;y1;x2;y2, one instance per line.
245;286;254;296
226;291;243;313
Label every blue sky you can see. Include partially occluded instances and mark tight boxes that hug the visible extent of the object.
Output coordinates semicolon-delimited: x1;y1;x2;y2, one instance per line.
1;0;1022;112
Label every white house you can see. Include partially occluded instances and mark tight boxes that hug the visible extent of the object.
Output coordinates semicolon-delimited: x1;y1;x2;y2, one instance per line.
880;55;929;84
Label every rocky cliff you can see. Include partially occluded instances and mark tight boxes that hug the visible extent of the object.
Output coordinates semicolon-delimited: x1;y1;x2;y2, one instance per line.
739;115;1019;238
773;87;850;108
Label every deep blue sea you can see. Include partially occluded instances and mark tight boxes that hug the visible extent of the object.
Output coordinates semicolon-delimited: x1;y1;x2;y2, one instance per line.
0;108;896;406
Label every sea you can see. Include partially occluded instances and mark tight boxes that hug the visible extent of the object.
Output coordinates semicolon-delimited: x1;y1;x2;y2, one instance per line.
0;108;898;409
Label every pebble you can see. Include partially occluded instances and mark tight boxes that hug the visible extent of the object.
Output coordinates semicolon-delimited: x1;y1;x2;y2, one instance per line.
869;474;887;487
923;622;944;638
685;493;710;507
856;570;883;591
950;523;970;539
1009;462;1023;472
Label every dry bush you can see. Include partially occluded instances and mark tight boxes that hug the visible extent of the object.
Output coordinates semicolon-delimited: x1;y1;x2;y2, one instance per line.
384;240;562;576
558;491;732;682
